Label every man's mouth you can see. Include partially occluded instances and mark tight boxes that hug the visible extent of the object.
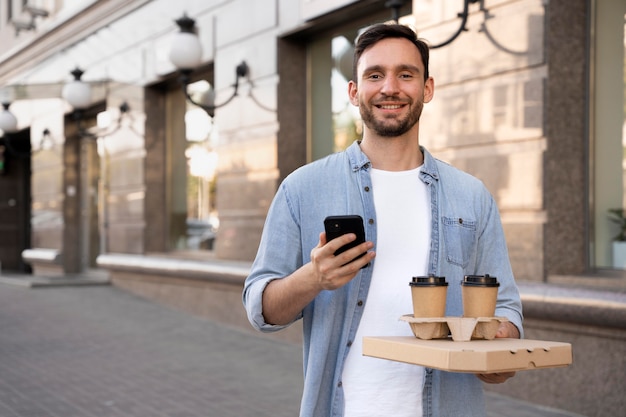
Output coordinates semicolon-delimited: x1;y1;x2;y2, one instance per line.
376;104;404;110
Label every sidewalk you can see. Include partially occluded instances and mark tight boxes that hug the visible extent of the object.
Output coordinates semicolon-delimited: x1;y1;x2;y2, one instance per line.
0;274;584;417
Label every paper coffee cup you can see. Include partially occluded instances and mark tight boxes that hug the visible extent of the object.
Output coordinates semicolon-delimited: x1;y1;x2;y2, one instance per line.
410;276;448;318
461;274;499;317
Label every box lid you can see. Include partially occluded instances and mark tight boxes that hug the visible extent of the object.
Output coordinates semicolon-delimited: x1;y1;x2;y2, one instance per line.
362;336;573;373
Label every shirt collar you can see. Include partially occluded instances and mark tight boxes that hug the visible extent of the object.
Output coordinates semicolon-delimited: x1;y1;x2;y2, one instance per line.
420;146;440;182
346;141;372;172
345;140;440;182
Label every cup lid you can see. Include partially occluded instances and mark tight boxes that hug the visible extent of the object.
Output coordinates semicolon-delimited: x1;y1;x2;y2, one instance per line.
410;276;448;287
462;274;499;287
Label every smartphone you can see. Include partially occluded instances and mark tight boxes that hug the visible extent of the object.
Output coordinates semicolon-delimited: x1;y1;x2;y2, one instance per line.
324;215;367;265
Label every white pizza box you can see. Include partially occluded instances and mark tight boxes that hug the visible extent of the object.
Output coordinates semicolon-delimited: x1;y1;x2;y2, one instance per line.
362;336;573;373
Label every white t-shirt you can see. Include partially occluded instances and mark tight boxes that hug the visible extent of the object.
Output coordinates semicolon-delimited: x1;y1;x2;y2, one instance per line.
342;166;431;417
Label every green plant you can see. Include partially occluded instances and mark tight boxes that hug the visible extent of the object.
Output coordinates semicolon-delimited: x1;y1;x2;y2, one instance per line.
608;208;626;241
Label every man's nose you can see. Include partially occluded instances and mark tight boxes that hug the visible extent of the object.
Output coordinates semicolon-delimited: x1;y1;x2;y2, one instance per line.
380;76;400;95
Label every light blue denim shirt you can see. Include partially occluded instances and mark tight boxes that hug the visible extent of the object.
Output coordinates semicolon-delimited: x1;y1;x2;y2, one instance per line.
243;141;523;417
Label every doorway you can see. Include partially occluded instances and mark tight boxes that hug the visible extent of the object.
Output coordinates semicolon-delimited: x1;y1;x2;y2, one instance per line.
0;129;32;273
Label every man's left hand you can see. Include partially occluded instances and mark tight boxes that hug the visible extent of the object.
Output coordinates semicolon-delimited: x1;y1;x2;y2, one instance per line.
476;321;520;384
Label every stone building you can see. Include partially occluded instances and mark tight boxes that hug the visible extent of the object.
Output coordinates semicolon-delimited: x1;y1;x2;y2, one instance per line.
0;1;624;415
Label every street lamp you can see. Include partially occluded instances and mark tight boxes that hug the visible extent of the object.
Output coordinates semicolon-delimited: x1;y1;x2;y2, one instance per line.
168;14;249;118
0;102;18;173
421;0;528;53
60;68;136;139
0;102;18;134
0;102;30;167
62;67;92;111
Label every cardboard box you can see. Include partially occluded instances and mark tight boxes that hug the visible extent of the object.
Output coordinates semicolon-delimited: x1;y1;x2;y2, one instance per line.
363;336;572;373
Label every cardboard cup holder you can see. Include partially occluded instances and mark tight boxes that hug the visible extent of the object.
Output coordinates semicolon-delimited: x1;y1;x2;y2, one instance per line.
400;315;509;341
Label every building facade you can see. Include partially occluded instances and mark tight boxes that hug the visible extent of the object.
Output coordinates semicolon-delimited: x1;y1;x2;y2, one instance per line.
1;0;623;281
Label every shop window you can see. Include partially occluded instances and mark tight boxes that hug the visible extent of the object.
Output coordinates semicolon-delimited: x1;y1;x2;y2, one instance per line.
592;3;626;269
183;80;219;251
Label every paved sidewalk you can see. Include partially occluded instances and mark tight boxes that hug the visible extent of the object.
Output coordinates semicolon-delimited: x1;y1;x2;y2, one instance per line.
0;277;584;417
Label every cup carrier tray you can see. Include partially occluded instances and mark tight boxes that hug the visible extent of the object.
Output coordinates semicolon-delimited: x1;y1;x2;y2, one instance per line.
400;315;509;341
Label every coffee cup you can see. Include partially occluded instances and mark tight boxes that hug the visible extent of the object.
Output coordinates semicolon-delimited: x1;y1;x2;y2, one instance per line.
461;274;499;317
409;276;448;318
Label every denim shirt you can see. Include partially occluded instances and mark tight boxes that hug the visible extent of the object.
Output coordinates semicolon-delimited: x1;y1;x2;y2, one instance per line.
243;141;523;417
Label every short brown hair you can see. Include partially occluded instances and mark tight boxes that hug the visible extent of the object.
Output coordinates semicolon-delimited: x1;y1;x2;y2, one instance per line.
353;23;430;82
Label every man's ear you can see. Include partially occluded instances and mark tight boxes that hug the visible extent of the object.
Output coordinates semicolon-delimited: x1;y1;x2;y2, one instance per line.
348;80;359;106
423;77;435;103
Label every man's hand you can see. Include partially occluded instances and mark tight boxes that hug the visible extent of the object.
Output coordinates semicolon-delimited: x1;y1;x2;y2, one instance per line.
310;232;375;291
261;232;374;326
476;321;520;384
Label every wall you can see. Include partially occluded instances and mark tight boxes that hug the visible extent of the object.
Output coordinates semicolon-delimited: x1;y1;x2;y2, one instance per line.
208;0;281;260
411;0;590;281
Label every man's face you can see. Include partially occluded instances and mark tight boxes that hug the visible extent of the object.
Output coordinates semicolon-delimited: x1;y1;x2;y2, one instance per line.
349;37;434;137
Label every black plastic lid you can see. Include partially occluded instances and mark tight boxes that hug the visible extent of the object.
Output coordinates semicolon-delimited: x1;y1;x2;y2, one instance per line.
409;276;448;287
462;274;499;287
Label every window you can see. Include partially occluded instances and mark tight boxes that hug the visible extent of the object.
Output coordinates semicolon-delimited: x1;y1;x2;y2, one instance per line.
592;2;626;269
183;80;219;251
165;77;219;253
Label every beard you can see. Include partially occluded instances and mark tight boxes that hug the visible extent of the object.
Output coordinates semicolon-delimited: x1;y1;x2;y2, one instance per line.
359;96;423;137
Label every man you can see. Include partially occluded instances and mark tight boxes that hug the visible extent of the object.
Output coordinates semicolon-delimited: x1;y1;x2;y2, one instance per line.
243;23;523;417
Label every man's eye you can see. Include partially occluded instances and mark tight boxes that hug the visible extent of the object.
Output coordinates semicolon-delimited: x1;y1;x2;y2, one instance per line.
368;74;382;79
400;73;413;79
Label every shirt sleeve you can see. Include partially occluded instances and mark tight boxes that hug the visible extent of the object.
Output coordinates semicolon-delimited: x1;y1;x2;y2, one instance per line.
242;181;305;332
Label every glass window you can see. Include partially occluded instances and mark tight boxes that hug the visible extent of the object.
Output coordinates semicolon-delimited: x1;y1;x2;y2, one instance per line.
592;2;626;269
181;80;219;252
331;34;361;154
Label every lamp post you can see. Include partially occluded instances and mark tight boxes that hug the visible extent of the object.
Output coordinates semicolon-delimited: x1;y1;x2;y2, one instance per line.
169;14;248;117
61;68;134;139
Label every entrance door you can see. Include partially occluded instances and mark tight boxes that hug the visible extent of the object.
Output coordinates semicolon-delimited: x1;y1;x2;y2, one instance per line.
0;129;32;273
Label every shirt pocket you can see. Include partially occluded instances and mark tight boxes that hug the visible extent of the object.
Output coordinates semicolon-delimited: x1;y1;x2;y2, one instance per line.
442;216;477;268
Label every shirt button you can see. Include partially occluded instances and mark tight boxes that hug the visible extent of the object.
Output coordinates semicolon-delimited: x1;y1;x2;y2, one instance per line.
347;340;352;347
338;381;343;387
364;186;370;192
357;300;363;306
368;218;374;225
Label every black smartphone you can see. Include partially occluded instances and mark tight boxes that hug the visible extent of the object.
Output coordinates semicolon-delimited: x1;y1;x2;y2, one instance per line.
324;215;367;265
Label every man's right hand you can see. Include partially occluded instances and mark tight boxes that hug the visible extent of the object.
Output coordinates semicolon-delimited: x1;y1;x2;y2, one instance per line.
310;232;375;291
261;233;374;325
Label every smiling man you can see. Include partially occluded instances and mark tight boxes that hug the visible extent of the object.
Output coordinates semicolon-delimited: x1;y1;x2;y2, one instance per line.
243;23;523;417
350;40;431;140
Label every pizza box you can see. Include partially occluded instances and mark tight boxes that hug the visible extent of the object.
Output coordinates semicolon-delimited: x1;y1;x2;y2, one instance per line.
362;336;573;373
